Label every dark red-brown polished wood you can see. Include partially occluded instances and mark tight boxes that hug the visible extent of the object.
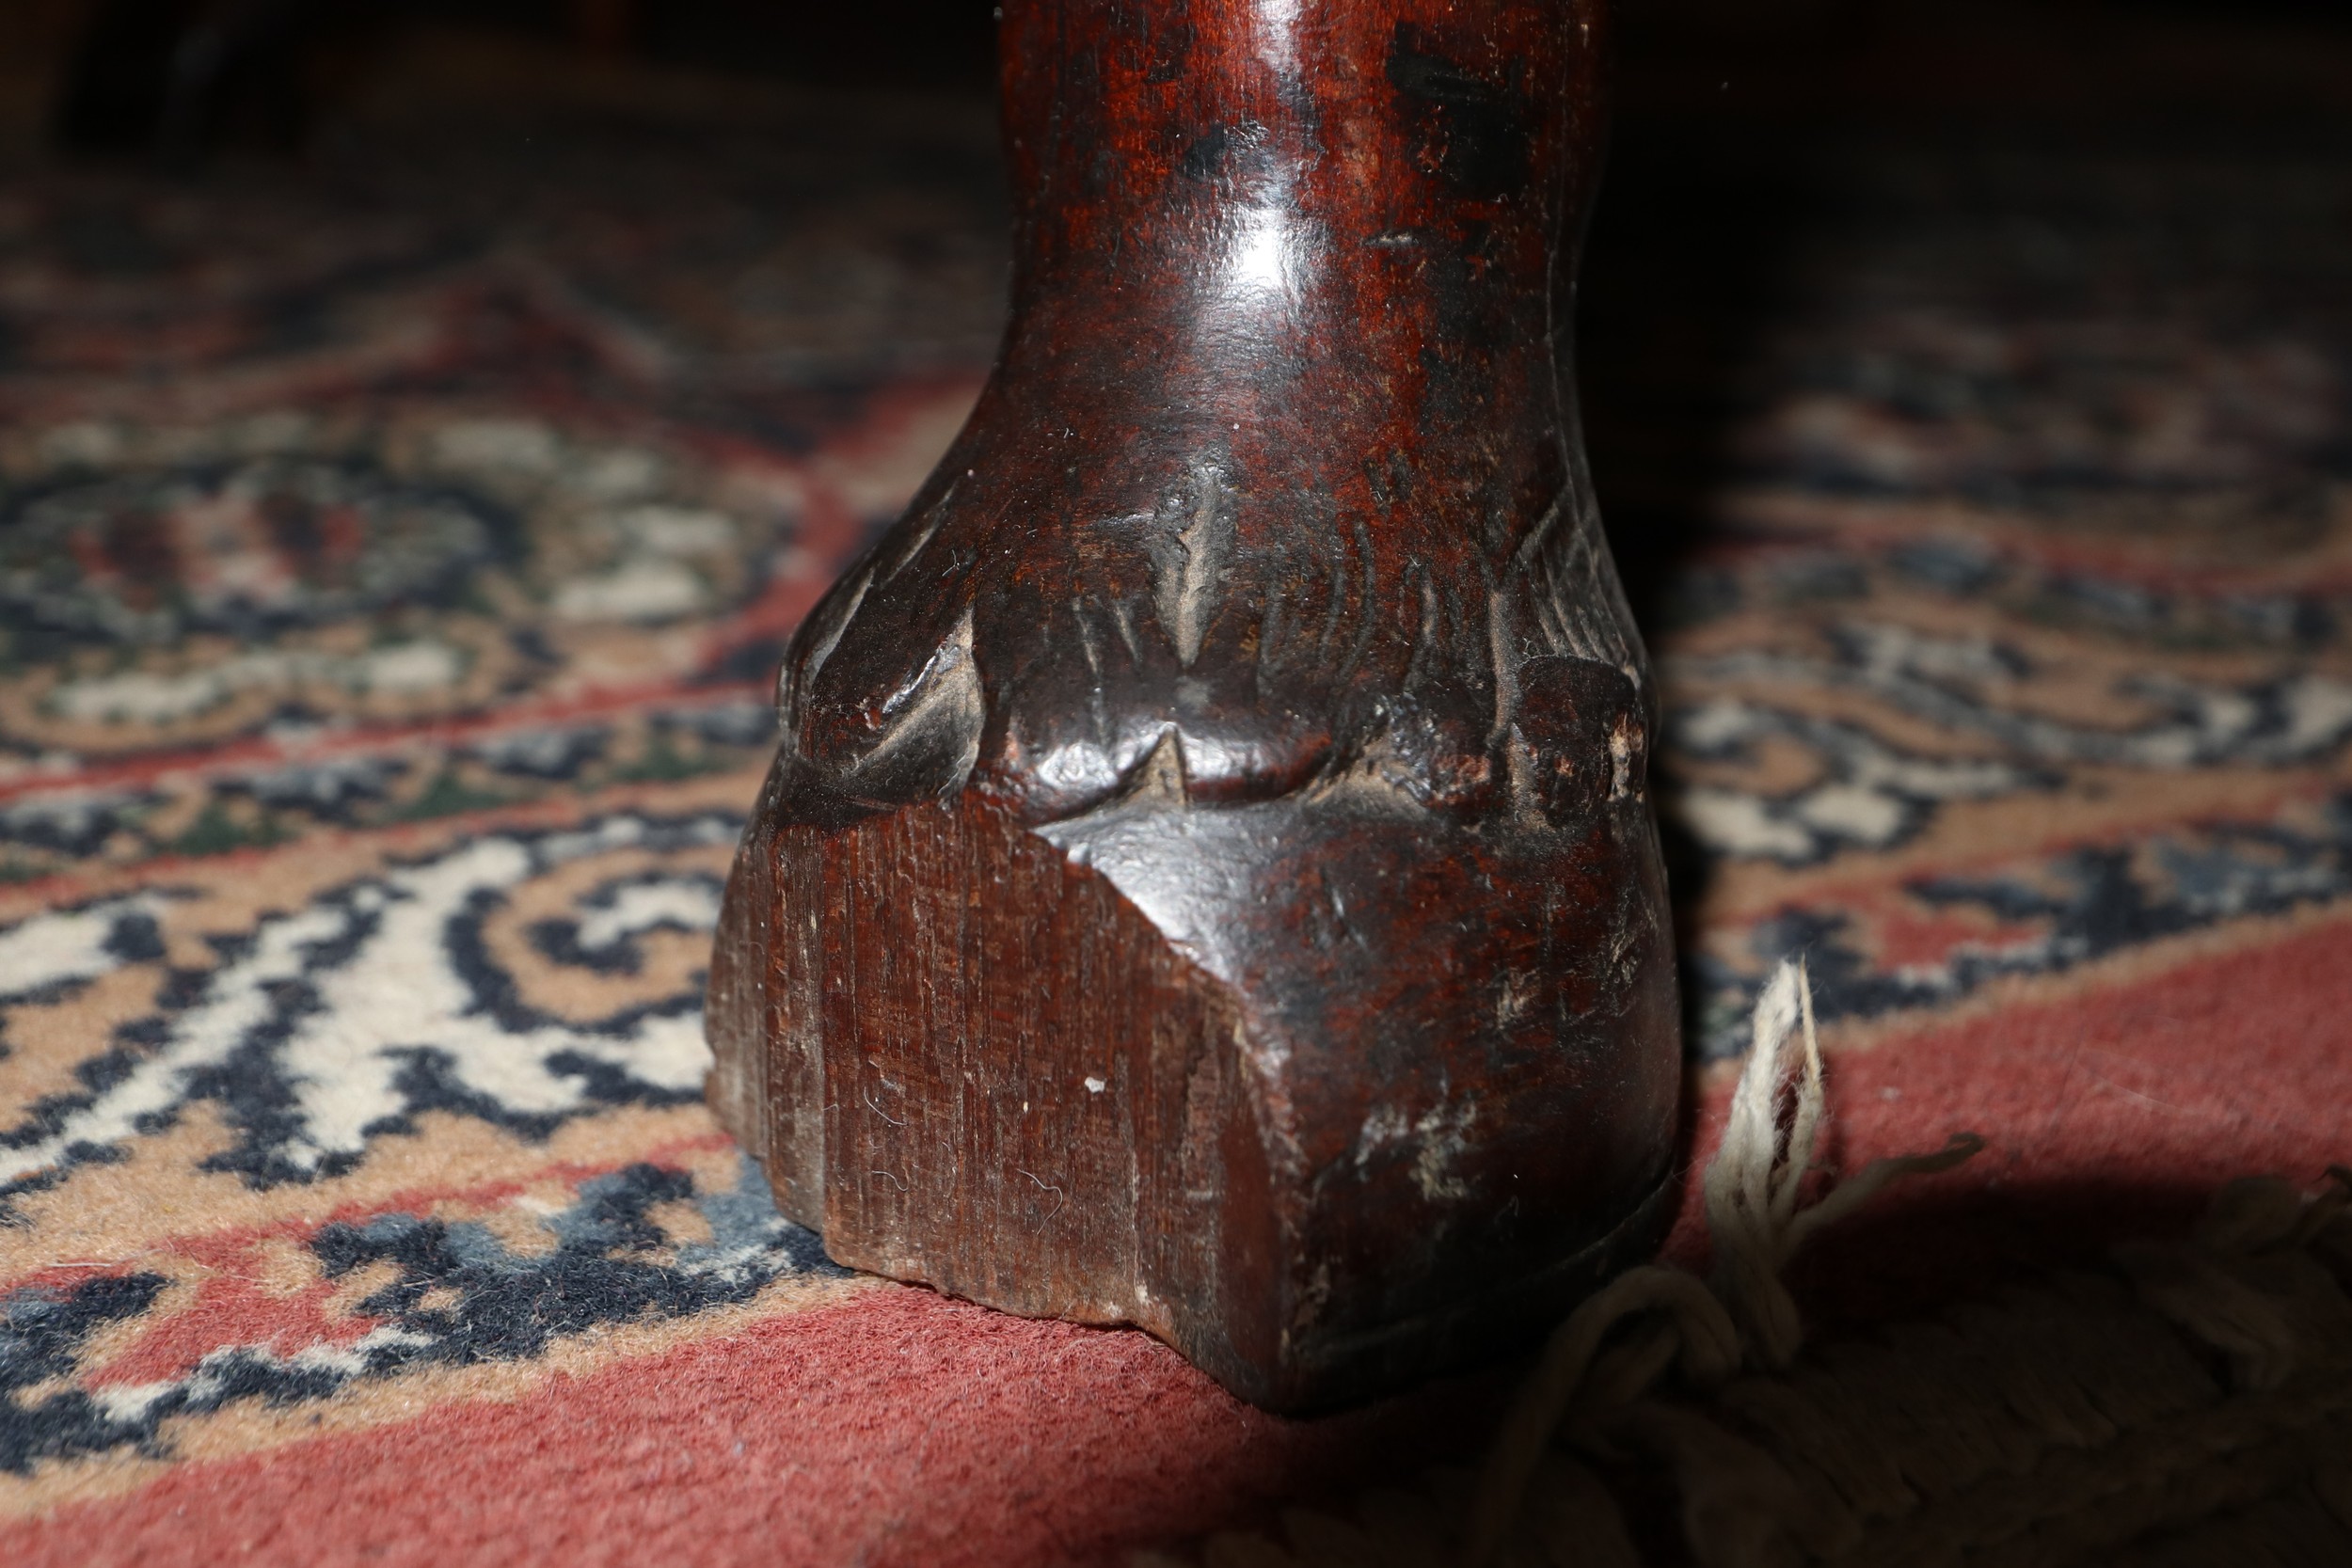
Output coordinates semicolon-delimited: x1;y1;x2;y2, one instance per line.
707;0;1680;1411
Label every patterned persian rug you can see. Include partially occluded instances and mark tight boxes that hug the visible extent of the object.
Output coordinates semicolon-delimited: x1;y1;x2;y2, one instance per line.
4;39;2350;1568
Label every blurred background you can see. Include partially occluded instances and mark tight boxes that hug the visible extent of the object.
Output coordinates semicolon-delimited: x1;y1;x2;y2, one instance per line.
2;8;2351;1552
1;0;2348;1038
3;0;2344;628
9;0;2352;146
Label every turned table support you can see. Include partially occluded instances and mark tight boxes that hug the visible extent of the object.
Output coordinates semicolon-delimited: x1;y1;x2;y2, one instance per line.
707;0;1679;1411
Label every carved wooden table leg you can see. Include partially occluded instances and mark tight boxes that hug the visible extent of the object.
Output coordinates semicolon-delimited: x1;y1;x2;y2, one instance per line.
707;0;1680;1412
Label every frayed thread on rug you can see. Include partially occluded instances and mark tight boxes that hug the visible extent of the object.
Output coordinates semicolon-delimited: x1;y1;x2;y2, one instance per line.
1155;958;2352;1568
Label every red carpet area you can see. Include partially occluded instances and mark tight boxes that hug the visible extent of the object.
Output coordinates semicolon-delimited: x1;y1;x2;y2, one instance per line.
4;17;2350;1565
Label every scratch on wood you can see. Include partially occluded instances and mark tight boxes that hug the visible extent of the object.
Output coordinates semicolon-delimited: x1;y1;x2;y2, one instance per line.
850;604;983;791
1486;585;1520;750
792;560;873;698
1341;513;1379;684
879;480;956;587
1318;528;1350;657
1073;595;1114;749
1109;594;1146;667
1400;563;1438;693
1150;462;1235;667
1124;726;1191;810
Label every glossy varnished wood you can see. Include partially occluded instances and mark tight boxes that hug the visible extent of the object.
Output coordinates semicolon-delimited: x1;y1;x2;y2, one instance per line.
709;0;1681;1410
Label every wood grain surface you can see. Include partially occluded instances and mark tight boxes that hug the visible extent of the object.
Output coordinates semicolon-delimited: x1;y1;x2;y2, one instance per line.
709;0;1682;1410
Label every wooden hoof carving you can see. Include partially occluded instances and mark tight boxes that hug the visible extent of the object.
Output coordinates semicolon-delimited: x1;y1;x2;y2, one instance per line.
707;0;1680;1410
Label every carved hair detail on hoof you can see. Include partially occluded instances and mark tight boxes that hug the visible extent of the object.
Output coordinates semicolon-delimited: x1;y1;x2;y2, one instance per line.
709;0;1680;1411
